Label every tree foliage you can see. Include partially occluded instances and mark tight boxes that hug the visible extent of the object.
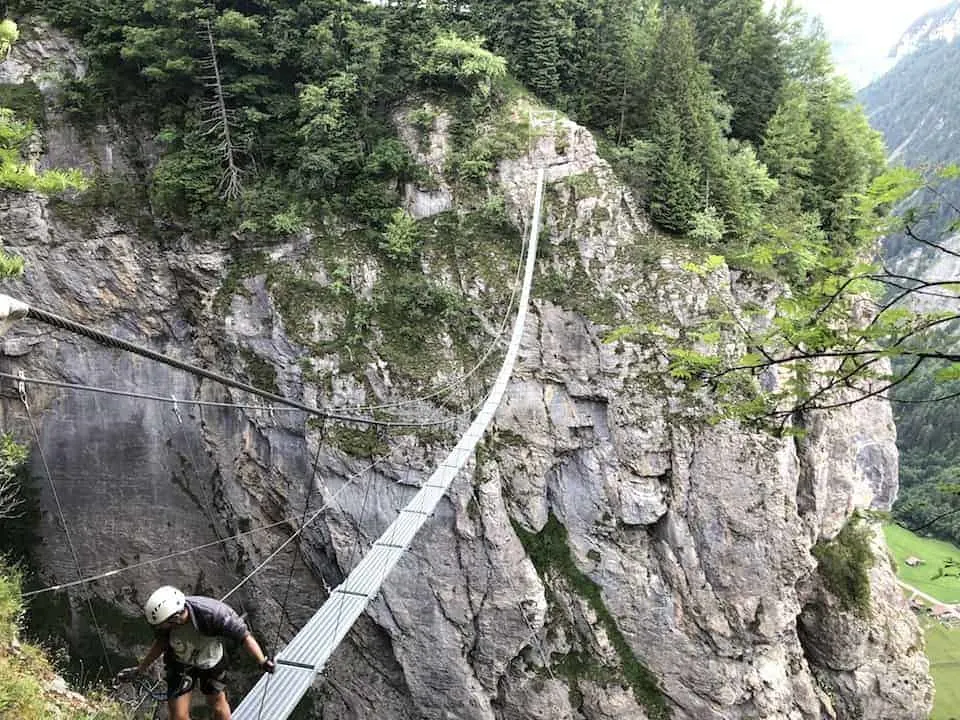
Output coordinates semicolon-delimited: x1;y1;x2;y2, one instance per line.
10;0;886;262
662;166;960;434
0;434;27;521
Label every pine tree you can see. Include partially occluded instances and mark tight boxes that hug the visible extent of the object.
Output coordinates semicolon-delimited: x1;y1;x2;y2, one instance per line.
760;80;816;195
648;106;701;232
640;10;723;230
662;0;785;144
502;0;562;102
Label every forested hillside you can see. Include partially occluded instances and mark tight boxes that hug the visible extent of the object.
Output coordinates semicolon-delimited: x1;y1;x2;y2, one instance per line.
857;3;960;545
9;0;882;286
0;3;930;718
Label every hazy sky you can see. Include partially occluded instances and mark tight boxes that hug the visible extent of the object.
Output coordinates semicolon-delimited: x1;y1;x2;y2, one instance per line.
793;0;953;87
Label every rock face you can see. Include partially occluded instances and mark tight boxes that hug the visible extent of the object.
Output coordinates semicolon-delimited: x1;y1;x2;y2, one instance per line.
0;29;933;720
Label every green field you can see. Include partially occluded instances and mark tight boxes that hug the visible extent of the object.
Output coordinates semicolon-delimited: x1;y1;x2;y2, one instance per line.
923;618;960;720
884;524;960;720
884;524;960;603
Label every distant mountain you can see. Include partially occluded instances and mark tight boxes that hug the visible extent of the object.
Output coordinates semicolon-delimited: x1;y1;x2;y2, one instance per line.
859;1;960;167
857;3;960;547
890;1;960;63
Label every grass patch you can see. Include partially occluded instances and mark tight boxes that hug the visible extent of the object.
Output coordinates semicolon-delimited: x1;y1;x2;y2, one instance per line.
921;617;960;720
512;514;669;719
212;250;268;316
0;564;125;719
884;524;960;603
885;525;960;719
0;82;45;128
563;172;600;199
240;348;279;396
536;262;620;325
325;425;388;459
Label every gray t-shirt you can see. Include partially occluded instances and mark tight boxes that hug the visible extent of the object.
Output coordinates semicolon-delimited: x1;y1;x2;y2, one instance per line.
163;596;249;669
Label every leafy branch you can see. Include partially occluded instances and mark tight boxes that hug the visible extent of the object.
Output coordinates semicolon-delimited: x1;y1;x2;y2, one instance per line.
662;166;960;425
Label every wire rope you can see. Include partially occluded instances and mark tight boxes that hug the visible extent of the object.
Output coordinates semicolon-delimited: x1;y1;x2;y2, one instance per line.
0;241;522;427
20;381;114;675
254;420;326;720
0;372;455;428
219;457;386;603
22;458;383;598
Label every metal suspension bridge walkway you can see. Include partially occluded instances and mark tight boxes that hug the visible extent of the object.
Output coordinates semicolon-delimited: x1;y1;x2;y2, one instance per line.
233;167;544;718
0;166;545;719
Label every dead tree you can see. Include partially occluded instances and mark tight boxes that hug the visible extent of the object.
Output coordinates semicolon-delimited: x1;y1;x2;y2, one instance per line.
199;20;243;200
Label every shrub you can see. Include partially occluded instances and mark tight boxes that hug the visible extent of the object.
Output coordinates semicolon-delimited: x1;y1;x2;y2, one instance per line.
418;32;507;101
812;515;875;617
382;208;420;261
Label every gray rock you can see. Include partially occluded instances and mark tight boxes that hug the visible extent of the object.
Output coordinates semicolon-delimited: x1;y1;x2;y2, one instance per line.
0;32;933;720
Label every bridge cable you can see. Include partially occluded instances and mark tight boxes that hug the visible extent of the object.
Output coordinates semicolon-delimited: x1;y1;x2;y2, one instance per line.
19;303;331;417
232;167;546;720
219;457;386;604
0;371;448;428
22;458;383;598
19;378;114;677
0;269;521;426
15;378;537;600
257;420;326;720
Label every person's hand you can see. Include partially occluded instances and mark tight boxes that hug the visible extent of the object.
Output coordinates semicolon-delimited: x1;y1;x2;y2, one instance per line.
116;667;140;683
260;658;276;674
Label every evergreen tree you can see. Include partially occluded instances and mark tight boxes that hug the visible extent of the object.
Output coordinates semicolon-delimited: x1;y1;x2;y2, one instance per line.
494;0;562;102
663;0;785;143
565;0;648;139
806;78;886;247
648;108;701;232
760;80;816;189
639;10;724;230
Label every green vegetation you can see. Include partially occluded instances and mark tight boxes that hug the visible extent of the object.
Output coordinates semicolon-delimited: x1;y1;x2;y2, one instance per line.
7;0;897;417
11;0;881;263
0;564;125;719
812;515;874;618
0;434;27;522
0;1;928;708
883;525;960;719
891;329;960;547
0;21;86;196
513;514;669;718
327;425;388;459
920;618;960;720
855;11;960;550
240;348;280;396
884;523;960;603
0;82;43;127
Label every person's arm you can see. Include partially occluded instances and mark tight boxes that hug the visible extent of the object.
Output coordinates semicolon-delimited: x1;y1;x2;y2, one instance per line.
195;597;274;672
242;633;266;664
137;637;166;673
117;637;165;681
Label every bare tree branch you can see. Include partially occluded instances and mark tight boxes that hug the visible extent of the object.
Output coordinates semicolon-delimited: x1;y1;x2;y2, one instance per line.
0;473;22;520
201;20;243;201
904;222;960;260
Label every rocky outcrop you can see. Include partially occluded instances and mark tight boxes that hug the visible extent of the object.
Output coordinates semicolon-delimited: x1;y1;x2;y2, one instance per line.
0;28;933;720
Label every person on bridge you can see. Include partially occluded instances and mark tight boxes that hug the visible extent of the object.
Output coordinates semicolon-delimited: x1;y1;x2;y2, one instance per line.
117;585;276;720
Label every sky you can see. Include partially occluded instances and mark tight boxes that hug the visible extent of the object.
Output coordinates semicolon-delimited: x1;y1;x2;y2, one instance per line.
792;0;953;88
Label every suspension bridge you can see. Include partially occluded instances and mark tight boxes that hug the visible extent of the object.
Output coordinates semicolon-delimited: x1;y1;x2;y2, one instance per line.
0;167;546;719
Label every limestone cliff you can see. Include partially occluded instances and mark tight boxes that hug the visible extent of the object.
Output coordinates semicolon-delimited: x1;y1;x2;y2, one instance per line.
0;28;933;720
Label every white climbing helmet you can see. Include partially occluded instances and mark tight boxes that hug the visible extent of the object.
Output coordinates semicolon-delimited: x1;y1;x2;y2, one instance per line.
144;585;185;626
